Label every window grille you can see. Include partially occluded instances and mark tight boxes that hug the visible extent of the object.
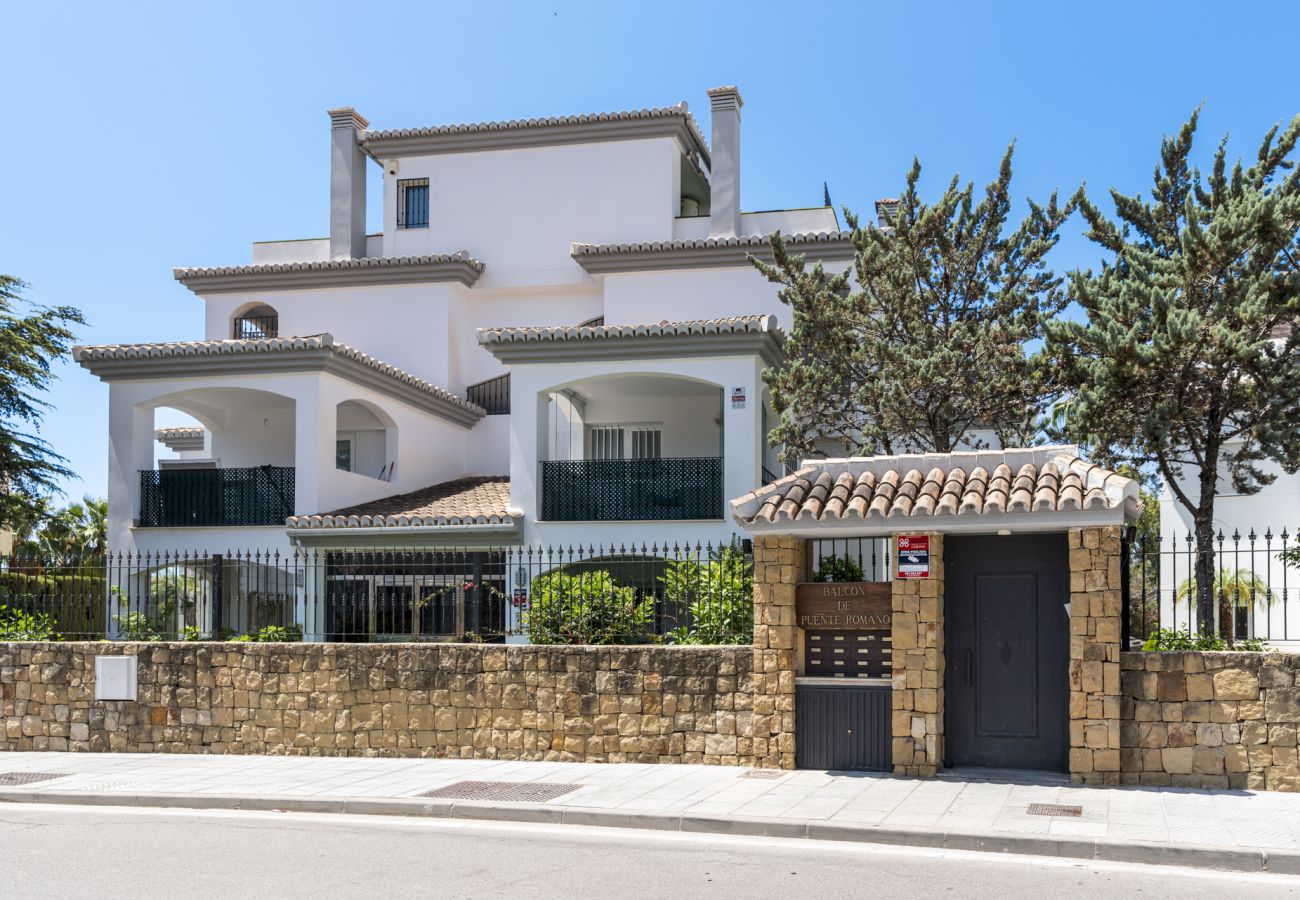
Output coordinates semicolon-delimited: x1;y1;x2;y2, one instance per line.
397;178;429;228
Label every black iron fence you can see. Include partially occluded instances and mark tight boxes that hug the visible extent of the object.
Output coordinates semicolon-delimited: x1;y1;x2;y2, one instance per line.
541;457;723;521
231;315;278;340
0;541;754;645
139;466;295;527
1126;527;1297;645
806;537;894;582
465;373;510;415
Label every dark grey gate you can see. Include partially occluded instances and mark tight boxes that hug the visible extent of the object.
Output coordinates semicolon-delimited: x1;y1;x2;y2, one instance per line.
945;533;1069;771
795;682;891;771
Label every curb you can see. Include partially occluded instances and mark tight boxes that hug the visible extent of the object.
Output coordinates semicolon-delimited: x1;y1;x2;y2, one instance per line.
1;788;1295;875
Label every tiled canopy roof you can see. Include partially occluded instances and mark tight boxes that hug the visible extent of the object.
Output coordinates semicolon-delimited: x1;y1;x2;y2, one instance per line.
477;316;785;366
571;231;855;273
154;426;205;452
478;315;779;344
74;334;484;427
173;252;485;293
287;476;515;529
731;447;1138;532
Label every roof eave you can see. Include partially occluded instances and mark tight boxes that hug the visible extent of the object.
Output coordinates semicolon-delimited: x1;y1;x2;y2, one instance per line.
478;331;784;368
361;113;710;167
571;234;855;274
172;256;485;295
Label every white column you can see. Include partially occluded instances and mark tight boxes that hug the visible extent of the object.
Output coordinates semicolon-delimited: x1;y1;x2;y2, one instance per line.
106;386;156;553
720;358;763;511
292;380;328;516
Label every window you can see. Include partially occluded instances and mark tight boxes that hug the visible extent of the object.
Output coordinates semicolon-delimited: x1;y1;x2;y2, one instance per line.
589;424;662;460
397;178;429;229
336;439;353;473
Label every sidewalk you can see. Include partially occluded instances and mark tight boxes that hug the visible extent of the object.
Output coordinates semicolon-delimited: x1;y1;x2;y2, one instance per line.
3;752;1300;874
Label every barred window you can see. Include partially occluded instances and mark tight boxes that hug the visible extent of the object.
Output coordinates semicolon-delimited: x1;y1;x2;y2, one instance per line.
397;178;429;229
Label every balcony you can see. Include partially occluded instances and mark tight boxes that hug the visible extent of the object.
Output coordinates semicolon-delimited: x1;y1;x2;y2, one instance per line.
139;466;295;527
540;457;722;521
232;315;279;340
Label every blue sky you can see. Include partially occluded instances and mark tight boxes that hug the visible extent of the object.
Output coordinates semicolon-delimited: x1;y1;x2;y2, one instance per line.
2;0;1297;501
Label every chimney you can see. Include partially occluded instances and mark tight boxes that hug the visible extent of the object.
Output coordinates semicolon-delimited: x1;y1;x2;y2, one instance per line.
707;86;743;239
328;107;369;260
875;198;899;229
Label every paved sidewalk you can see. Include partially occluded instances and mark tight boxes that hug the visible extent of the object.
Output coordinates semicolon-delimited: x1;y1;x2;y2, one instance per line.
3;752;1300;873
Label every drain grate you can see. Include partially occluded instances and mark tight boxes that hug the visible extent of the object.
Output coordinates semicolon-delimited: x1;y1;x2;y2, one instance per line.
0;772;70;787
418;781;580;802
1027;802;1083;817
739;769;787;780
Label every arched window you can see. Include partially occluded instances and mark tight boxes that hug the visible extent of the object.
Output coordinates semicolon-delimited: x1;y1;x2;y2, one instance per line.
231;303;279;340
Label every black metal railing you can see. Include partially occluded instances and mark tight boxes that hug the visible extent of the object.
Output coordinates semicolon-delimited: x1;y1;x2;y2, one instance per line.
0;541;753;644
138;466;295;527
465;373;510;415
541;457;723;521
806;537;894;583
232;315;279;340
1126;527;1296;645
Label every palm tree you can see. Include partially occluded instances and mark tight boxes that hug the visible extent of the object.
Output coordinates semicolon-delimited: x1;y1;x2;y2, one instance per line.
1175;568;1276;645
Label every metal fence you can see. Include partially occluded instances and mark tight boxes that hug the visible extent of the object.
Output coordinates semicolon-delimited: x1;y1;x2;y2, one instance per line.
806;537;893;583
1126;527;1297;645
0;541;754;645
138;466;295;528
540;457;724;521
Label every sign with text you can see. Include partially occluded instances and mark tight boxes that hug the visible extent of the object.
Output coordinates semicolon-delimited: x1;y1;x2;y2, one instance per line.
795;582;892;630
730;386;746;409
896;534;930;579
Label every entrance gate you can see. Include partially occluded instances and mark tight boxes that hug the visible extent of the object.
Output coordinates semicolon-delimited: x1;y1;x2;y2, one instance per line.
945;533;1069;771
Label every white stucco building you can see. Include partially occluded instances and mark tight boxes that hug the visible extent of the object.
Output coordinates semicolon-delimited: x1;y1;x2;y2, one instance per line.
75;86;856;564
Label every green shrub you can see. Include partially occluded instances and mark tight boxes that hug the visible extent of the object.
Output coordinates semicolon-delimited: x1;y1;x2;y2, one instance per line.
229;623;303;643
525;570;651;644
662;546;753;645
1142;628;1266;652
812;554;866;583
0;604;58;641
114;610;163;641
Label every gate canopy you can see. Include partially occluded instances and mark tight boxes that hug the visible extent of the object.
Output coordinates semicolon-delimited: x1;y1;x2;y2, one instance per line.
731;445;1138;537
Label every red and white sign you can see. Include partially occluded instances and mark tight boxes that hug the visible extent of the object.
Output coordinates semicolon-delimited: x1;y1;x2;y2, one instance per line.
896;534;930;579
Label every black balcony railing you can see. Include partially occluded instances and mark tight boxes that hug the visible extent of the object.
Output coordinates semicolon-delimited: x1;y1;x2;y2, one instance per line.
466;373;510;414
541;457;723;521
138;466;295;527
232;315;279;340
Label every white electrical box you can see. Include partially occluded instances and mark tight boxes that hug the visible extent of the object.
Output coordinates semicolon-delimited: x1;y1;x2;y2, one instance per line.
95;656;138;701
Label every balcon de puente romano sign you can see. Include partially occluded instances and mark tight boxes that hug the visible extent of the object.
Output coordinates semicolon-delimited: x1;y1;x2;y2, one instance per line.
795;582;891;630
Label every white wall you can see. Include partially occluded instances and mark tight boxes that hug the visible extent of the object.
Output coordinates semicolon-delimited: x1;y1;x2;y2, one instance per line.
205;284;456;388
380;138;680;277
601;266;792;329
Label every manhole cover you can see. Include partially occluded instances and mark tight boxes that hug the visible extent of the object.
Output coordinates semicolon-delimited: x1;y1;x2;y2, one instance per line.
0;772;70;787
418;781;580;802
739;769;787;780
1027;803;1082;817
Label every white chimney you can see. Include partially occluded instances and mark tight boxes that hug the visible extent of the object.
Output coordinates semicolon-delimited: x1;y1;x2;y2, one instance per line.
328;107;369;260
707;86;743;239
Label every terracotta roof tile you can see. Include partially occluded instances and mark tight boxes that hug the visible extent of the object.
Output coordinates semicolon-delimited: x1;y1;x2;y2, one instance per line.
732;446;1138;529
478;315;780;345
287;476;515;529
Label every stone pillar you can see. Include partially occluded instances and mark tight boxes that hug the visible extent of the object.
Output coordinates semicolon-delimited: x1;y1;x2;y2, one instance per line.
751;534;802;769
1068;525;1124;784
891;532;944;776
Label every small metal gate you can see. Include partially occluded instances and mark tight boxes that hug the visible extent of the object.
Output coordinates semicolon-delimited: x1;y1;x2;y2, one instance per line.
796;681;891;771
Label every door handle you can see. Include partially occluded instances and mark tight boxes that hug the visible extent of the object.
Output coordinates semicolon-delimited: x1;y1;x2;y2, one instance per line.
965;649;973;686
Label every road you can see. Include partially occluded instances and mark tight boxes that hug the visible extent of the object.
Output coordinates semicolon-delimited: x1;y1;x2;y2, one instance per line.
1;805;1297;898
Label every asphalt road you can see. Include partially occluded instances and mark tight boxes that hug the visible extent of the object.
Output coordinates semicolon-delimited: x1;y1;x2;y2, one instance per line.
2;805;1298;899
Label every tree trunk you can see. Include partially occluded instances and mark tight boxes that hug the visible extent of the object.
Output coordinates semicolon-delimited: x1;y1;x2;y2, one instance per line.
1193;455;1220;640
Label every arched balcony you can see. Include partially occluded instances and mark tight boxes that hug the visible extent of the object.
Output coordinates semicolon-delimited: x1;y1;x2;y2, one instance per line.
538;374;723;521
231;303;279;340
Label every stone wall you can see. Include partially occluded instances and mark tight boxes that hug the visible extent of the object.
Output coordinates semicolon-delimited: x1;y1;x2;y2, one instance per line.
0;642;778;766
1068;525;1124;785
1120;651;1300;791
891;532;944;776
751;535;802;770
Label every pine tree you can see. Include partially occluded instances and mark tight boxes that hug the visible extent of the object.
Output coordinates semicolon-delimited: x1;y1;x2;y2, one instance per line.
0;275;84;530
1047;111;1300;639
753;146;1075;459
